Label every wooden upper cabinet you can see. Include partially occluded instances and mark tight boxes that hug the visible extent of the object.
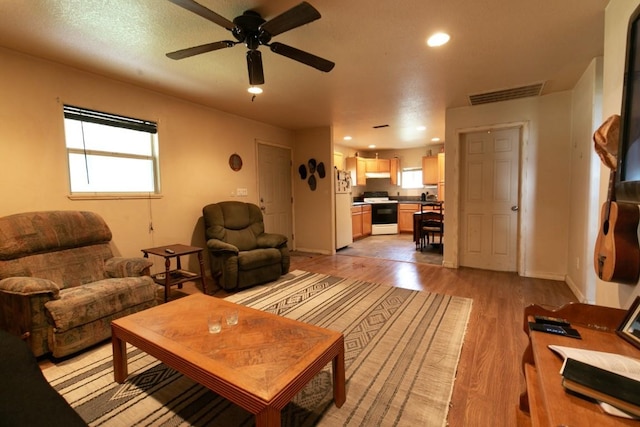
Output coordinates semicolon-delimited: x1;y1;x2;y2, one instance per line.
365;158;390;173
346;157;367;186
347;156;399;186
437;152;445;183
422;156;438;184
437;152;445;201
390;158;400;186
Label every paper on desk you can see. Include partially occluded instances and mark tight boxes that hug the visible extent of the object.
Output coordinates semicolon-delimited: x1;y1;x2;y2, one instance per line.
549;345;640;381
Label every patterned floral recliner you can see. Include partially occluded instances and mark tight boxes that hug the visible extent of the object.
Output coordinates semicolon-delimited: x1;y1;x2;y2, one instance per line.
0;211;158;357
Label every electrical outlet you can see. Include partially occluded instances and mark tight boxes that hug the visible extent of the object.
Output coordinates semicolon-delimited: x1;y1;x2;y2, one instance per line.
237;188;248;196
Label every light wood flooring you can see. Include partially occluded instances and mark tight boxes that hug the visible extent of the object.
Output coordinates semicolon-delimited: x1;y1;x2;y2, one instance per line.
285;248;577;427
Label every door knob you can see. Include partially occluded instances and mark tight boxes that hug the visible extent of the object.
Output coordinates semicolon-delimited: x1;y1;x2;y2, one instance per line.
511;205;519;211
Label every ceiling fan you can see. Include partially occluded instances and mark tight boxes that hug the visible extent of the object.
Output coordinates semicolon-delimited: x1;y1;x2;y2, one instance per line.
166;0;335;86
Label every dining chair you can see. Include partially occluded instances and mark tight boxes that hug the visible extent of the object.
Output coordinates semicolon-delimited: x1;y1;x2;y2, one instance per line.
420;203;444;252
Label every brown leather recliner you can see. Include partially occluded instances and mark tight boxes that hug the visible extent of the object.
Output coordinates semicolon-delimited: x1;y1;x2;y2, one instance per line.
202;201;290;291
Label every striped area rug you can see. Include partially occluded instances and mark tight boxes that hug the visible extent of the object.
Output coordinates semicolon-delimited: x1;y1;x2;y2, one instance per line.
43;270;472;426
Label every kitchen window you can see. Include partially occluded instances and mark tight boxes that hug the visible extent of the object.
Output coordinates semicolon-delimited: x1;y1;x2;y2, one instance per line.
63;105;160;196
401;168;423;189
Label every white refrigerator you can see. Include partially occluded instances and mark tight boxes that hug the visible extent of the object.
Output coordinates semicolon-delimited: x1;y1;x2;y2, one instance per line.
335;169;353;249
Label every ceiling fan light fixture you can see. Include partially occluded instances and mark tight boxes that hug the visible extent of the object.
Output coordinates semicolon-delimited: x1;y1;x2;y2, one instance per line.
427;32;450;47
248;86;263;94
167;1;334;86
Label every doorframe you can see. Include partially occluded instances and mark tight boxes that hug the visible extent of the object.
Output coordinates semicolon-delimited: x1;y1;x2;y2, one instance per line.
447;121;529;275
255;139;295;250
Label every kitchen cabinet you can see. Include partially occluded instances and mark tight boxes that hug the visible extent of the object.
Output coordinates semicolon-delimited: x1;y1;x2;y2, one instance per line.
390;158;400;186
422;153;445;195
366;158;390;173
346;157;367;186
437;152;445;201
351;207;362;240
399;203;420;233
422;155;438;184
351;204;372;240
362;204;372;236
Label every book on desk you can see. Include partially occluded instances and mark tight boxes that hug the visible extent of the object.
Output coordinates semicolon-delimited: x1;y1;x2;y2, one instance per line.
550;345;640;418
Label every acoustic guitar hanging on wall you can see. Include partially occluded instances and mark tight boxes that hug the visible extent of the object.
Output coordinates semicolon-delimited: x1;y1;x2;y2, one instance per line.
593;115;640;284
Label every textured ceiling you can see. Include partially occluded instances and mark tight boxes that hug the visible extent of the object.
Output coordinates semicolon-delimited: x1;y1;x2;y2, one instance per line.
0;0;608;150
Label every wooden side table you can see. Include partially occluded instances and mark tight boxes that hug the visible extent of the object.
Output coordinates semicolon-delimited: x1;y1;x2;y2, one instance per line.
141;244;206;302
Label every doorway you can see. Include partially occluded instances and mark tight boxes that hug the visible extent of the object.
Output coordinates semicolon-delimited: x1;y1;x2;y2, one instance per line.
459;127;521;271
257;142;293;249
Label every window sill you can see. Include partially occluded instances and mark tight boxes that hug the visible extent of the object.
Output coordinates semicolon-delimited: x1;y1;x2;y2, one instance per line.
68;193;162;201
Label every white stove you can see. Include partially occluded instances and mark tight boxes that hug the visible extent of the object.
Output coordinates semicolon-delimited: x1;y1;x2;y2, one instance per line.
363;197;399;204
363;192;398;235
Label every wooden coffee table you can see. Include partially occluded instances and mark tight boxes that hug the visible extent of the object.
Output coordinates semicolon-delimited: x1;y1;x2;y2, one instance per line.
111;293;345;426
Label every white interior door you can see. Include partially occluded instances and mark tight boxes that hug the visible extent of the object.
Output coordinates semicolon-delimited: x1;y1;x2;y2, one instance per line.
460;127;520;271
257;143;293;248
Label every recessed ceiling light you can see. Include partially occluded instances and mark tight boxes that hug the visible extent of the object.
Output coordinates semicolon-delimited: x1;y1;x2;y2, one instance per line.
427;32;450;47
431;137;441;142
344;136;352;140
368;144;376;149
248;86;263;94
417;126;426;131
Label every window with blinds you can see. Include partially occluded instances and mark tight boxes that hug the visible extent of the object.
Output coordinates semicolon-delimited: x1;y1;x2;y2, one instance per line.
63;105;160;195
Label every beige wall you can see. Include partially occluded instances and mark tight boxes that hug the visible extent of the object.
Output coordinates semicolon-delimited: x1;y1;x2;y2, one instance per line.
598;0;640;308
565;57;603;304
445;92;573;280
293;127;334;254
0;47;296;274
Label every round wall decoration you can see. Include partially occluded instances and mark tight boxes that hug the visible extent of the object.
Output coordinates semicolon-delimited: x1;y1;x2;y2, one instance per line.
229;153;243;171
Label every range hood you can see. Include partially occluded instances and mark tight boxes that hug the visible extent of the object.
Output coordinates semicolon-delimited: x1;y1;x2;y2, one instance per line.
365;172;391;179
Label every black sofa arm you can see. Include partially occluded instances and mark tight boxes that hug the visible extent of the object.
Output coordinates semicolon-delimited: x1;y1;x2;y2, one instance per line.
0;330;87;426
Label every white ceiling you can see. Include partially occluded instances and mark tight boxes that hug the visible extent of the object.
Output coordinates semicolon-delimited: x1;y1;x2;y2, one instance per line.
0;0;608;150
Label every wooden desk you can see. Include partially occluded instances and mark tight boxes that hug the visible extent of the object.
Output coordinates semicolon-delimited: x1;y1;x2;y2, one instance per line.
518;303;640;426
141;244;206;302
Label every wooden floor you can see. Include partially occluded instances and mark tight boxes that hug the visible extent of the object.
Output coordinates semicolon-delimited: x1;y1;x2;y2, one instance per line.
40;239;578;426
286;250;578;427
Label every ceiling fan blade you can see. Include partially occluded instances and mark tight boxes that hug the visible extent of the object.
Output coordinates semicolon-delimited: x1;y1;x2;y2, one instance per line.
260;2;321;36
269;42;335;72
166;41;236;60
247;50;265;85
167;0;235;30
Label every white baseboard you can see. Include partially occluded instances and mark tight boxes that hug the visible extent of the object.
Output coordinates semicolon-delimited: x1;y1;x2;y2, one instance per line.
520;270;565;281
564;275;589;303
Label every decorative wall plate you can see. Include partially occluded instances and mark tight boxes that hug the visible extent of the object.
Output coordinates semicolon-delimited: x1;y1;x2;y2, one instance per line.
229;153;243;171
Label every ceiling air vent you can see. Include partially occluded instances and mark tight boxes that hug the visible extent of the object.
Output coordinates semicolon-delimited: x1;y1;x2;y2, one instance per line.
468;82;545;106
